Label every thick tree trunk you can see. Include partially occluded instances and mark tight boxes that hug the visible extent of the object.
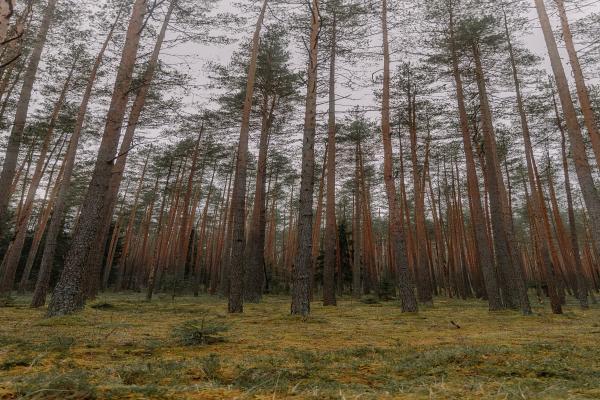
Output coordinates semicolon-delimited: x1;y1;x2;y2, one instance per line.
291;0;320;316
381;0;417;312
86;1;176;298
30;9;121;308
47;0;147;317
0;0;57;240
227;0;268;314
0;0;14;45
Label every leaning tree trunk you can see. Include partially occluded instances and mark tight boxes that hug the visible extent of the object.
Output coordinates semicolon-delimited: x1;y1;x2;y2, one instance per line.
0;0;57;240
504;13;562;314
291;0;320;316
85;0;176;298
18;157;64;293
554;0;600;168
534;0;600;256
381;0;417;312
472;42;532;315
47;0;147;317
556;97;589;309
227;0;269;314
0;68;72;294
30;8;122;308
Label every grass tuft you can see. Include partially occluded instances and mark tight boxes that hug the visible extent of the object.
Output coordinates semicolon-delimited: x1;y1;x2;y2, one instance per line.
171;318;229;346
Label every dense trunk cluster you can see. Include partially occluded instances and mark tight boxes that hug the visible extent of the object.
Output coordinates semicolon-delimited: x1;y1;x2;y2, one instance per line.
0;0;598;317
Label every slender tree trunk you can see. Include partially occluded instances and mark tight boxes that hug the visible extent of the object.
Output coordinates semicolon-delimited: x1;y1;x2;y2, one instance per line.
381;0;417;312
504;13;562;314
352;141;362;298
447;1;502;310
18;140;66;293
472;42;531;315
146;160;173;300
557;100;589;308
244;97;275;302
0;68;72;294
227;0;269;314
0;0;58;239
406;72;433;305
175;124;204;283
291;0;320;316
114;154;148;290
310;147;327;296
47;0;147;317
323;14;337;306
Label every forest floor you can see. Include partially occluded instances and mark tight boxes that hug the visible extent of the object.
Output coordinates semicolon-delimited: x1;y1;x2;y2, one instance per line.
0;293;599;399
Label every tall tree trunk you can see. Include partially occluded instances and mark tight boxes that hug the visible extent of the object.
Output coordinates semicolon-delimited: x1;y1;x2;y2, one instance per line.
47;0;147;317
85;0;176;298
447;0;501;310
114;154;148;290
18;139;66;293
310;147;327;296
291;0;320;316
0;0;58;239
534;0;600;255
227;0;269;314
472;42;532;315
146;160;174;300
244;96;275;302
504;12;562;314
554;0;600;168
556;98;589;309
352;141;362;298
175;124;204;283
406;70;433;305
30;8;122;308
381;0;417;312
323;13;337;306
0;67;72;294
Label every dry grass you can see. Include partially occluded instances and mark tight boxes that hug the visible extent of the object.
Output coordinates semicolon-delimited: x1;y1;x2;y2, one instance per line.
0;293;599;399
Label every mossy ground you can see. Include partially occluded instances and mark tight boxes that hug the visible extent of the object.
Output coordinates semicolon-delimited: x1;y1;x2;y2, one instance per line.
0;293;599;399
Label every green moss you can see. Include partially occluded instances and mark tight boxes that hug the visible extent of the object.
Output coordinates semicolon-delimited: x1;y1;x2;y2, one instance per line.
0;293;598;399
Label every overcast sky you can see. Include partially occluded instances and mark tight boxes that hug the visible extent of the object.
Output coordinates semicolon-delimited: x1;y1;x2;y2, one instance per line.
161;0;599;120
